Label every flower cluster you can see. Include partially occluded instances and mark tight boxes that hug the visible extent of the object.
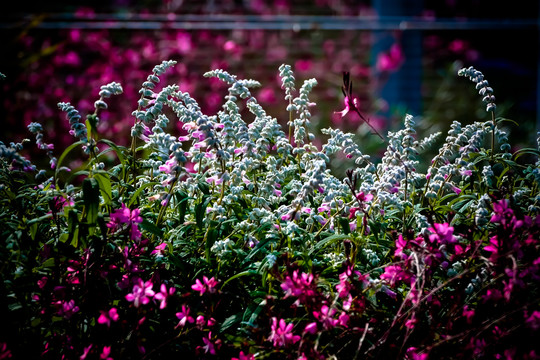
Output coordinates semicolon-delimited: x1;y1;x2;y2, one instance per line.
0;62;538;360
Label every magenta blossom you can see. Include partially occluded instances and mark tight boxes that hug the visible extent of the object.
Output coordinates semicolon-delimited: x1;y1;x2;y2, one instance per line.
98;307;119;327
191;276;219;295
175;305;194;328
268;317;301;348
154;283;175;309
232;350;256;360
107;203;143;241
313;305;339;329
125;278;155;307
428;223;456;245
200;332;220;355
380;265;414;287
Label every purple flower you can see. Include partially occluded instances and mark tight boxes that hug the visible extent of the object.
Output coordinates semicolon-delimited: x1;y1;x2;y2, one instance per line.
175;305;194;328
304;322;317;334
201;332;220;355
380;265;414;287
268;317;301;348
125;278;155;307
313;305;338;329
100;346;113;360
56;299;79;319
428;223;456;245
154;283;175;309
281;270;313;298
232;350;256;360
107;203;143;241
98;307;119;327
191;276;219;295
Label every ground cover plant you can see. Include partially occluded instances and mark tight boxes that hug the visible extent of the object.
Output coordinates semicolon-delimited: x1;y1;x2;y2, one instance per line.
0;61;539;359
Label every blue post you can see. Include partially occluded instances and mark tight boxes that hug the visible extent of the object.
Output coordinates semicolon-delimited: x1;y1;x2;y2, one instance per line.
372;0;423;117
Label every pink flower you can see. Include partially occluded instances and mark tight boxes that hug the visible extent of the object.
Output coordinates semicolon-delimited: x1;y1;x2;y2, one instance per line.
56;299;79;319
380;265;413;287
80;344;92;360
525;311;540;330
313;305;338;329
376;43;404;72
98;307;119;327
463;305;475;324
159;158;177;174
107;204;143;241
206;174;223;185
125;278;155;307
191;276;219;295
406;347;428;360
304;322;317;334
280;270;316;305
231;350;255;360
395;234;408;259
334;96;354;118
338;311;350;327
175;305;194;327
268;317;301;348
428;223;455;245
201;332;219;355
151;242;167;256
100;346;113;360
154;283;175;309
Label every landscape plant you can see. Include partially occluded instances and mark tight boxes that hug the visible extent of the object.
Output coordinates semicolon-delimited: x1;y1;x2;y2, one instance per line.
0;61;539;359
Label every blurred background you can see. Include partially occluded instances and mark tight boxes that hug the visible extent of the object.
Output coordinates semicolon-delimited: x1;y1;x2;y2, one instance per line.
0;0;538;171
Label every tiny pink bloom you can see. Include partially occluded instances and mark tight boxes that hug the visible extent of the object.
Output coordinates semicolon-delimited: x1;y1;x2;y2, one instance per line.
192;130;206;141
334;96;353;118
526;311;540;330
98;307;119;327
304;322;317;334
206;174;223;185
192;276;218;295
338;311;349;327
80;345;92;359
182;121;197;131
318;203;331;213
231;350;255;360
159;158;177;174
175;305;194;327
100;346;113;360
178;135;191;142
202;332;217;355
313;305;338;329
196;315;206;327
151;242;167;256
154;283;175;309
193;140;207;150
37;276;48;289
268;317;301;348
463;306;475;324
125;279;155;307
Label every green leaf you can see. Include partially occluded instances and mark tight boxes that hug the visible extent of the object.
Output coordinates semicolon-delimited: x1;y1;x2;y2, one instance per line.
175;191;190;224
195;196;212;230
139;219;163;237
55;141;85;171
127;181;159;208
83;178;100;228
222;270;258;287
309;234;350;256
94;172;112;205
220;313;242;333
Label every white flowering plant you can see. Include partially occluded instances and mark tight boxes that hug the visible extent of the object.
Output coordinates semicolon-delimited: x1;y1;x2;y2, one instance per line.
0;62;539;359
